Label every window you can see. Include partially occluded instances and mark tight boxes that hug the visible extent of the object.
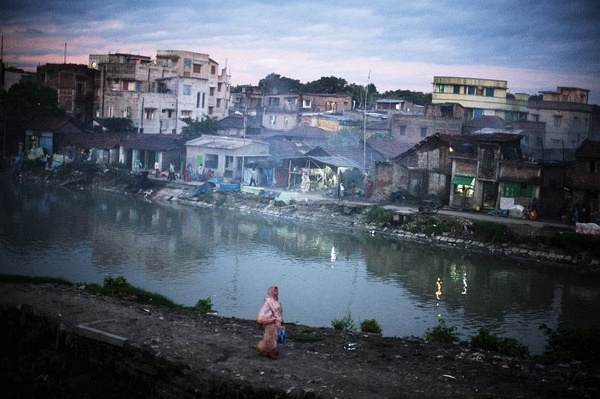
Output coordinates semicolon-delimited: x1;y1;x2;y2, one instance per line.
183;85;191;95
225;156;234;169
268;97;280;107
184;58;192;70
208;106;213;115
553;115;562;127
202;93;206;108
399;126;406;136
145;108;154;119
503;182;532;197
125;107;131;118
108;106;114;118
420;127;427;138
181;110;191;117
302;99;312;108
217;99;221;108
485;88;494;97
476;86;484;96
590;160;600;174
218;83;222;92
482;148;494;170
453;85;461;94
284;117;289;126
76;83;84;95
193;63;202;73
46;71;55;81
210;87;215;96
437;85;445;93
467;86;475;95
211;65;216;74
270;115;277;126
205;154;218;169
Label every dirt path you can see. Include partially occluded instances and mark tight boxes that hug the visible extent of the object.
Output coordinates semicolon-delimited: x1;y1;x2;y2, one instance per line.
2;283;597;398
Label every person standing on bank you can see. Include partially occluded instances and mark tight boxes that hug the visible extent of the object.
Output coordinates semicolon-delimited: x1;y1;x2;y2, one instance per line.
250;168;258;186
255;286;283;359
154;160;160;178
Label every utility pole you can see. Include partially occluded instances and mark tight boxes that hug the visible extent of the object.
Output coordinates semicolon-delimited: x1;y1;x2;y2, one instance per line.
363;70;371;173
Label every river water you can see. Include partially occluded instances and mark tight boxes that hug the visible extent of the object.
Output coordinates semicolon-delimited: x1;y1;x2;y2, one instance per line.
1;178;599;355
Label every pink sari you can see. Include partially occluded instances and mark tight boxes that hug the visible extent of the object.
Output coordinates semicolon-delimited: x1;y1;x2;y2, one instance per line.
255;286;283;359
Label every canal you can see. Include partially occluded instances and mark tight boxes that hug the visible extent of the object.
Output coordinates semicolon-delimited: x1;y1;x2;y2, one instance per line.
1;177;599;355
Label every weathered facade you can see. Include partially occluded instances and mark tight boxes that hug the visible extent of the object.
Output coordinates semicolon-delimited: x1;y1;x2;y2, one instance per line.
449;134;541;213
432;76;529;122
185;136;270;181
89;50;230;134
37;64;97;126
389;103;466;148
572;139;600;215
527;87;599;161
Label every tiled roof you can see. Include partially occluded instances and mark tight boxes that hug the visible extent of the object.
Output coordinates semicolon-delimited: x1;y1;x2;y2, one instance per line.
127;134;184;151
26;116;82;132
575;139;600;158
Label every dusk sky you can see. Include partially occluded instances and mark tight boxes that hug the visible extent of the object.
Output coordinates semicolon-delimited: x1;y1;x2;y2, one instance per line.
2;0;600;103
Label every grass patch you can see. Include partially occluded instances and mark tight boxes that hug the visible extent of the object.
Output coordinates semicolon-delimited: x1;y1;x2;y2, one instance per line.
473;221;510;243
366;205;393;224
360;319;382;334
331;312;356;331
539;324;600;366
470;326;529;358
425;318;461;344
88;276;179;308
0;274;73;286
289;328;323;343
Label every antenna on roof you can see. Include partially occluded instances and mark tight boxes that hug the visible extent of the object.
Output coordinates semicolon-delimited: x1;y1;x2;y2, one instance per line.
64;42;67;64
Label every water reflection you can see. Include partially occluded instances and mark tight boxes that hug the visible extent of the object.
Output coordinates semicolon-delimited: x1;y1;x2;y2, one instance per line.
1;177;600;355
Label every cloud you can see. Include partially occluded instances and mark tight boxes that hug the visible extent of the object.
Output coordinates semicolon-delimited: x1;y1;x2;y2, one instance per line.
1;0;599;103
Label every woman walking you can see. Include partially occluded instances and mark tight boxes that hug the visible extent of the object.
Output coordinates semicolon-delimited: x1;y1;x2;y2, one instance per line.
255;286;283;359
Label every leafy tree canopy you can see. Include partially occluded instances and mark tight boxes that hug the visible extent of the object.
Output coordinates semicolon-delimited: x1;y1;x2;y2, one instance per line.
258;73;303;94
5;80;65;120
327;120;364;146
304;76;349;94
180;116;222;141
97;117;136;133
379;89;431;106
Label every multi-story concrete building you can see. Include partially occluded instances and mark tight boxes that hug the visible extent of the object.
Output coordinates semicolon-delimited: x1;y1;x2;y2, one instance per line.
89;50;230;134
527;87;600;161
431;76;529;122
37;64;97;127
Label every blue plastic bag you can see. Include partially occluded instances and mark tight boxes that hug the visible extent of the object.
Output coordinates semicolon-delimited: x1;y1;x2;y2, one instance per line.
278;328;286;344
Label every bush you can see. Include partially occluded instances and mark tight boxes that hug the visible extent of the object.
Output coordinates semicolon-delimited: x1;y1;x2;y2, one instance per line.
546;231;600;257
360;319;382;334
539;324;600;365
474;221;510;242
469;326;529;358
193;297;215;314
331;313;355;331
425;318;461;344
366;205;393;224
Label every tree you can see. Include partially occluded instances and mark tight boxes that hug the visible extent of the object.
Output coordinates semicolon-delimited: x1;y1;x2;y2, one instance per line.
379;89;431;105
327;120;364;146
258;73;303;94
348;83;379;110
6;80;65;121
303;76;349;94
180;116;222;141
97;117;136;133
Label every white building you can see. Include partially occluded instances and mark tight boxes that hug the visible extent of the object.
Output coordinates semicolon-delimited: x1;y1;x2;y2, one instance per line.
89;50;230;134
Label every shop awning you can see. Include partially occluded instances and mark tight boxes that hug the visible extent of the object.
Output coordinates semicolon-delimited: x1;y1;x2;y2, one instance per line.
451;175;474;186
